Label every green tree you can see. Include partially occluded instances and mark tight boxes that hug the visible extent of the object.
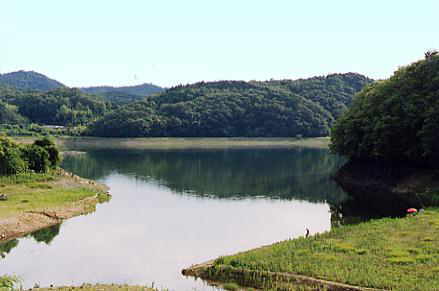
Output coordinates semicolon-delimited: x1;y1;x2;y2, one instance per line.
21;144;50;173
331;53;439;165
0;136;27;175
33;137;60;168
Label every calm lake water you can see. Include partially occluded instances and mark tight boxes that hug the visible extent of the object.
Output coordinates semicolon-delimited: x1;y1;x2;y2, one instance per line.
1;147;348;290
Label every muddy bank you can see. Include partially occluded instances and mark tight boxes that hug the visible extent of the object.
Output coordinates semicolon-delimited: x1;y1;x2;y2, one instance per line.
0;170;110;243
333;160;439;215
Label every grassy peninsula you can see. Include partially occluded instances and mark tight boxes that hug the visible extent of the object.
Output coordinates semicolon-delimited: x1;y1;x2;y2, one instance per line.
185;209;439;290
0;136;109;243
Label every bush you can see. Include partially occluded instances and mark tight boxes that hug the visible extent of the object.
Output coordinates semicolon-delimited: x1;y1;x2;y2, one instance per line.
33;137;60;168
0;135;61;175
0;136;27;175
21;144;50;173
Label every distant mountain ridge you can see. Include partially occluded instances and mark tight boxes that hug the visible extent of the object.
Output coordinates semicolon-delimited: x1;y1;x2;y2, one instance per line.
0;71;65;92
0;71;163;103
80;83;164;104
80;83;164;96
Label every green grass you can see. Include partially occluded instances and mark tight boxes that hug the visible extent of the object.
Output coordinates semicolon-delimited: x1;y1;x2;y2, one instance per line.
209;209;439;290
0;172;100;219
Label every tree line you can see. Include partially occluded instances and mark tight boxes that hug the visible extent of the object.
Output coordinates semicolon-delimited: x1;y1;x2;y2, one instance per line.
0;73;373;138
87;73;372;137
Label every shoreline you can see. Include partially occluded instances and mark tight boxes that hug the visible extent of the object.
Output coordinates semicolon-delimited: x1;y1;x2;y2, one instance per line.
182;208;439;290
13;136;331;150
0;170;110;244
182;261;381;291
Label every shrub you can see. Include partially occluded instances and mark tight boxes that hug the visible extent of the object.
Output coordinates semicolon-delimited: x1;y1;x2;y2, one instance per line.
0;136;27;175
33;137;60;168
0;135;61;175
21;144;51;173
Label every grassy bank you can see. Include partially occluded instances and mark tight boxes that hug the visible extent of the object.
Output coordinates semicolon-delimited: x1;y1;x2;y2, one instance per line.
184;209;439;290
0;170;109;242
13;136;330;150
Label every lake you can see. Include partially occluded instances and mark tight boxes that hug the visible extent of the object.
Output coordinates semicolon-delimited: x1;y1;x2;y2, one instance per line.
1;146;348;290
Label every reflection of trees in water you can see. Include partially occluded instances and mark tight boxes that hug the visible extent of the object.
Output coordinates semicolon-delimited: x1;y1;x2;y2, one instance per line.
0;224;61;260
28;224;60;244
62;148;348;204
0;239;18;259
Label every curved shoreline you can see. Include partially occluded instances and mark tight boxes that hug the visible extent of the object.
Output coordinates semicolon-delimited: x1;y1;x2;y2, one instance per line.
182;261;383;291
0;171;110;244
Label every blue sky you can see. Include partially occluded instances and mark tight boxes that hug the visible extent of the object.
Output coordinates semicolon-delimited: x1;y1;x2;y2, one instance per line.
2;0;438;87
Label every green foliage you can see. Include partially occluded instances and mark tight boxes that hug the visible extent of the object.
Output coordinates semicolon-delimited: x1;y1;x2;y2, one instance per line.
0;124;84;137
21;144;50;173
88;74;372;137
0;136;60;175
29;224;61;244
81;83;164;104
331;54;439;165
0;101;27;124
0;136;27;175
0;275;19;290
11;88;107;126
33;137;60;168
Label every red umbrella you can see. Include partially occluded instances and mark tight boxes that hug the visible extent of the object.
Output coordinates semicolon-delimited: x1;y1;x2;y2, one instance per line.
407;208;418;214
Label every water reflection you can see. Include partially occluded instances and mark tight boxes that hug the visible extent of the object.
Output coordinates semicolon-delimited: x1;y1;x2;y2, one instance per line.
62;148;347;203
0;239;18;259
0;224;60;259
1;147;351;289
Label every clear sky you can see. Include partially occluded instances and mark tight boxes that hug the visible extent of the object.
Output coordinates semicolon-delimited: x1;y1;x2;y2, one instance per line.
2;0;438;88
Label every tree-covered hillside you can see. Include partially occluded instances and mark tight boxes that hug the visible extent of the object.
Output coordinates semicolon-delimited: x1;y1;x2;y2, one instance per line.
88;73;372;137
0;71;65;92
81;83;164;104
0;87;108;127
331;52;439;165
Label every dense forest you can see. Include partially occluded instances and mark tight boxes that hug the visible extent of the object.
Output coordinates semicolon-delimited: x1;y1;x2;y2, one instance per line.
0;71;373;137
0;87;108;126
331;52;439;165
87;73;373;137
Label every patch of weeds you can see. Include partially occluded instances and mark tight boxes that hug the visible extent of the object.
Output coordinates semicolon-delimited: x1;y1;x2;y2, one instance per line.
223;282;240;291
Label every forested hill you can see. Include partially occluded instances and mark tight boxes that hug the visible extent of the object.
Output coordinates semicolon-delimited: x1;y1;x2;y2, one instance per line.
80;83;164;104
0;87;107;127
87;73;373;137
81;83;164;96
331;53;439;166
0;71;65;92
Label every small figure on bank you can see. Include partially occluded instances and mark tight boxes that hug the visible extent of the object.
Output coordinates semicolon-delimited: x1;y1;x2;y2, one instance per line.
305;228;310;238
